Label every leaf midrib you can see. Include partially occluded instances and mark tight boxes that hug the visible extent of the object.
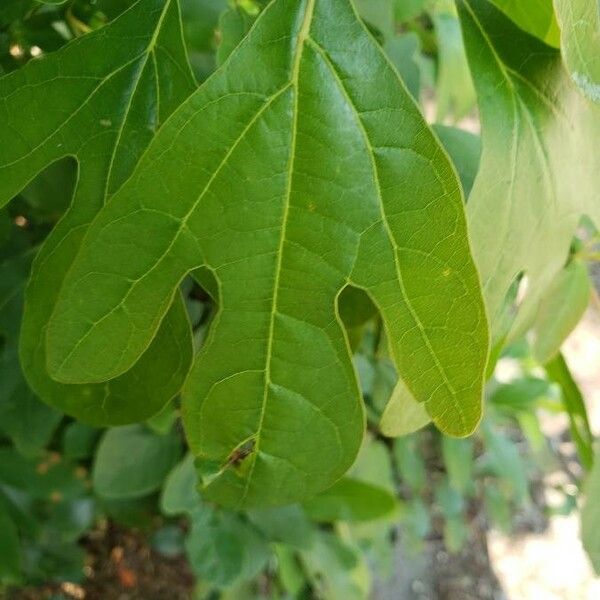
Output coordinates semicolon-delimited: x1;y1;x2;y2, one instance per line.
238;0;317;506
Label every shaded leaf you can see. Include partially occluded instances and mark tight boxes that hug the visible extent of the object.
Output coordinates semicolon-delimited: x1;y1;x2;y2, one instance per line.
0;0;196;425
380;378;432;437
186;506;270;587
93;425;182;499
531;259;590;363
433;124;481;197
46;0;488;507
303;477;396;522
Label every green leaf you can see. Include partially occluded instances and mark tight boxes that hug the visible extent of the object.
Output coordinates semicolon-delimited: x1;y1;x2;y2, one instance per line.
380;378;432;437
394;0;425;22
62;422;100;460
531;260;590;364
490;0;560;47
457;0;600;344
161;453;201;515
384;32;421;100
186;506;270;587
433;124;481;197
303;477;396;522
442;435;473;494
0;0;196;426
355;0;394;40
0;242;62;456
582;447;600;573
432;8;476;122
545;353;594;471
489;376;558;412
394;435;426;493
0;499;21;585
554;0;600;102
481;423;529;505
248;505;314;548
46;0;488;508
300;531;370;600
93;425;182;499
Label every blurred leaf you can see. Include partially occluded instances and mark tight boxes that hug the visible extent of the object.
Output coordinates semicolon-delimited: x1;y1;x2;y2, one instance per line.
0;498;21;584
394;435;427;493
489;376;558;412
356;0;394;39
485;484;511;533
394;0;425;22
303;477;396;523
186;506;269;587
384;32;421;100
443;514;469;553
531;260;591;364
442;436;473;494
554;0;600;102
161;453;200;516
433;124;481;197
582;449;600;573
274;544;306;596
152;525;185;558
545;353;594;471
481;424;529;505
93;425;182;499
248;505;314;549
181;0;227;81
400;498;431;552
62;422;100;460
433;10;476;121
381;379;431;437
0;448;88;501
0;241;62;456
216;5;256;65
301;531;370;600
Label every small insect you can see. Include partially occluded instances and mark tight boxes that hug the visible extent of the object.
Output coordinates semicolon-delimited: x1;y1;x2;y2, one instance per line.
225;439;256;468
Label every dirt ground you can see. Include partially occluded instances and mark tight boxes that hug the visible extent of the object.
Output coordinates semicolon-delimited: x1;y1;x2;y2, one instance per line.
6;523;195;600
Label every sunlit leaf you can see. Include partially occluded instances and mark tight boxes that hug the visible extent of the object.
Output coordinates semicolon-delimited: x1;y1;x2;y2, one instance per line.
46;0;488;507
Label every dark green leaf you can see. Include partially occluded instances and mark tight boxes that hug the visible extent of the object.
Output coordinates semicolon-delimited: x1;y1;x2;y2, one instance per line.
93;425;182;499
531;259;591;364
0;0;196;426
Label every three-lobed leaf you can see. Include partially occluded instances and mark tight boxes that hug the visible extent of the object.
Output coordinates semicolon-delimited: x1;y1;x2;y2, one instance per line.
45;0;488;507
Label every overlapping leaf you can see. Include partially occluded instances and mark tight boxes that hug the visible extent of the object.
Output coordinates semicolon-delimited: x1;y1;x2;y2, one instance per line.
0;0;195;424
46;0;488;507
490;0;560;47
457;0;600;345
554;0;600;103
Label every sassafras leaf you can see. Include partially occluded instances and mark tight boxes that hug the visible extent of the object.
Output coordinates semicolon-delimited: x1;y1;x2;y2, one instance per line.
47;0;488;507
